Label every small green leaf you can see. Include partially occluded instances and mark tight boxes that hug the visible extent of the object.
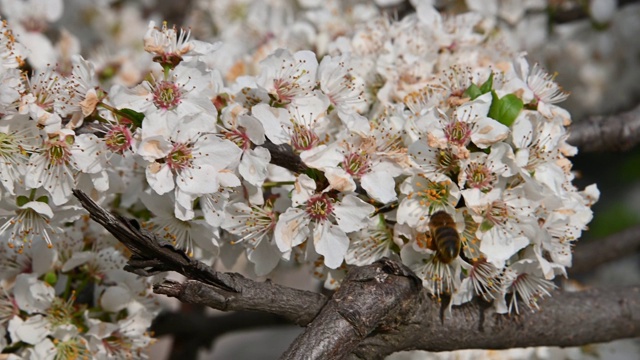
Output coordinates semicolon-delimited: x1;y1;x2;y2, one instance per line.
463;83;482;100
36;196;49;204
16;195;29;207
117;108;145;128
44;272;58;286
488;91;523;127
480;72;494;93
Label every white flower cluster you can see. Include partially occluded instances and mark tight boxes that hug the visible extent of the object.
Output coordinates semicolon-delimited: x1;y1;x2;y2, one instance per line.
0;220;159;358
0;0;602;357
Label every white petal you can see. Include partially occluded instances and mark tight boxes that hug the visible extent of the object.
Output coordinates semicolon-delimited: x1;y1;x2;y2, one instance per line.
511;113;533;149
239;147;270;186
292;174;316;207
300;144;343;170
31;337;57;359
324;167;356;193
176;164;219;194
137;135;172;161
534;163;565;196
197;137;242;170
251;103;290;145
248;239;281;276
62;251;94;272
396;196;429;232
274;208;310;252
338;112;371;135
146;164;174;195
191;221;220;255
314;222;349;269
20;201;53;218
471;117;510;149
174;188;195;221
9;315;51;345
361;171;397;203
480;227;529;267
100;286;132;312
239;114;266;145
333;195;375;233
13;274;54;314
218;171;241;187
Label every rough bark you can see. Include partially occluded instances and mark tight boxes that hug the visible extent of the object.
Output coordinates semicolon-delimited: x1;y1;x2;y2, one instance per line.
349;286;640;359
73;189;640;358
568;103;640;152
281;259;422;360
570;225;640;275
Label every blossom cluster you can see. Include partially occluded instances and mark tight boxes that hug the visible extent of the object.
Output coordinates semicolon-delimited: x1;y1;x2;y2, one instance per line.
0;0;603;358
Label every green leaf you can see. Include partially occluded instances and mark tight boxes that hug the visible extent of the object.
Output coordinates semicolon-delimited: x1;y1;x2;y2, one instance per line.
117;108;145;128
44;272;58;286
488;91;523;127
16;195;29;207
36;196;49;204
463;83;482;100
480;72;494;93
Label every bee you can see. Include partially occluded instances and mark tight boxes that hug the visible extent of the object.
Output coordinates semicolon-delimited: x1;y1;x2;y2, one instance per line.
427;211;461;264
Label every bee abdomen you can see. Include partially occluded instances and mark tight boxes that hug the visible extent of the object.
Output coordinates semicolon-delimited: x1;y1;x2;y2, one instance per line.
434;227;461;264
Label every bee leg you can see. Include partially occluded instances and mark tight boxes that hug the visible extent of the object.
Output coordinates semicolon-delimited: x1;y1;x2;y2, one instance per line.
439;295;452;324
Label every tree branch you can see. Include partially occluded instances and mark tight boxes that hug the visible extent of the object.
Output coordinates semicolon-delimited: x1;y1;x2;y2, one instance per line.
258;140;309;174
72;189;326;326
349;285;640;359
568;103;640;152
154;279;325;326
570;225;640;275
281;259;422;360
73;189;640;358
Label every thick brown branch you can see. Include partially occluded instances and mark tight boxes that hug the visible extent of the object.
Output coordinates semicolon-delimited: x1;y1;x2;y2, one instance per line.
570;225;640;275
568;103;640;152
281;259;422;360
154;279;325;326
72;189;326;325
350;286;640;359
74;190;640;356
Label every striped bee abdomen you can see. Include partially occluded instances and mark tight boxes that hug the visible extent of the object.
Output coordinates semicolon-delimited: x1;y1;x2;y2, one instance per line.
429;211;461;264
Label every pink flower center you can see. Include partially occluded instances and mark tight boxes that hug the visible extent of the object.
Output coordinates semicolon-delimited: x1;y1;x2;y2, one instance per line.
465;163;494;191
104;125;133;154
45;138;72;167
305;194;334;222
224;128;251;150
444;120;471;147
153;81;182;110
342;152;370;177
166;143;192;171
291;123;319;151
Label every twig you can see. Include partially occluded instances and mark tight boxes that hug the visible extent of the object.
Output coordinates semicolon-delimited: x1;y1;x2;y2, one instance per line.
570;225;640;275
258;140;309;174
568;103;640;152
154;279;325;326
72;189;327;326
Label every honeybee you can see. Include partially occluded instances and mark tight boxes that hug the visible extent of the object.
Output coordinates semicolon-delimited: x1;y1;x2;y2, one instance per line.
427;211;461;264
